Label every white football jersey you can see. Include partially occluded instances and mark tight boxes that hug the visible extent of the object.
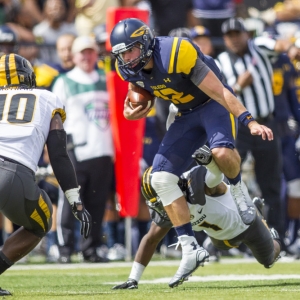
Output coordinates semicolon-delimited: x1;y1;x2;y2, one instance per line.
0;88;65;172
188;183;249;240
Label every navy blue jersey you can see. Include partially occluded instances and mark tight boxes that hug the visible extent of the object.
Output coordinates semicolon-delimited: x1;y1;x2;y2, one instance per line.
116;36;228;111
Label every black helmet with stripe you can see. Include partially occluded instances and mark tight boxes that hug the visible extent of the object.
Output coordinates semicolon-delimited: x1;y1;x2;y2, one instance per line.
0;54;36;89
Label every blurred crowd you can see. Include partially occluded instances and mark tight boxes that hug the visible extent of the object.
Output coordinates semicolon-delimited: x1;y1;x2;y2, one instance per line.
1;0;300;264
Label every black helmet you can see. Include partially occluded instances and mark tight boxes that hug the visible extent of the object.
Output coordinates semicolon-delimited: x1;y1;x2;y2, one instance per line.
0;54;36;89
110;18;154;75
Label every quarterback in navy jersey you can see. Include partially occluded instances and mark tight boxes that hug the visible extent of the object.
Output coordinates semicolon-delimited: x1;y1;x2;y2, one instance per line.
110;18;273;287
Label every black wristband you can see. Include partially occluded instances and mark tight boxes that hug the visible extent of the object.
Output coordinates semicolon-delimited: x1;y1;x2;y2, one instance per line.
238;111;255;127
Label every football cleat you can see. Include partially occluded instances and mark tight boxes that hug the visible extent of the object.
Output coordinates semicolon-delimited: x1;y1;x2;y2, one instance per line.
169;245;209;288
192;145;212;166
0;287;11;296
230;181;256;225
265;228;281;268
112;279;138;289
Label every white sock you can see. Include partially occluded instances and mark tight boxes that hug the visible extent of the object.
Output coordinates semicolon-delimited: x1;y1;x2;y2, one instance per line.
205;159;224;188
129;261;146;282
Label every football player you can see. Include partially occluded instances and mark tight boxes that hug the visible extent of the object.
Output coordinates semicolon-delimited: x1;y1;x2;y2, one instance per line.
110;18;274;286
0;54;92;296
113;146;282;289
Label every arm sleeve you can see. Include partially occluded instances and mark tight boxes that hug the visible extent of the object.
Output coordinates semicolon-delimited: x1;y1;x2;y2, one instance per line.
46;129;78;192
190;57;211;86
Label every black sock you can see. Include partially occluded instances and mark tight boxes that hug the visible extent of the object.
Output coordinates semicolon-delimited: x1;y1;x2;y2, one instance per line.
0;251;14;275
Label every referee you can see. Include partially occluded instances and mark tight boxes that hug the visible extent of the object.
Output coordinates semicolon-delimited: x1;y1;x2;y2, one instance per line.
215;18;300;242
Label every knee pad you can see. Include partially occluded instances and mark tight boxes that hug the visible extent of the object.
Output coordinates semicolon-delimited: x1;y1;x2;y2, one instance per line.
151;171;183;206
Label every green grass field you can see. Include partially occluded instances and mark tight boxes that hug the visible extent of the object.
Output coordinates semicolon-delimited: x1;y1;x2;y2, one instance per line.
2;258;300;300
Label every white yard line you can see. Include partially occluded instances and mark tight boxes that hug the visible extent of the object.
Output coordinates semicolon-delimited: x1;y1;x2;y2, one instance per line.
138;274;300;284
9;256;297;271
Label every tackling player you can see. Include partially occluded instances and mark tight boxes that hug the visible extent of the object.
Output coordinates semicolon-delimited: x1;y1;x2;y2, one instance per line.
113;146;281;289
0;54;92;296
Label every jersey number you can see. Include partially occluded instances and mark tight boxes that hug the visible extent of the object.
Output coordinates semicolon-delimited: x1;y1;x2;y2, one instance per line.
153;88;194;104
0;93;36;124
199;221;222;231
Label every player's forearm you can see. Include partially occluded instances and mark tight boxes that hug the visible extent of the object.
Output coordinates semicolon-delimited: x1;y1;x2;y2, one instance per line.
46;129;78;193
198;71;248;117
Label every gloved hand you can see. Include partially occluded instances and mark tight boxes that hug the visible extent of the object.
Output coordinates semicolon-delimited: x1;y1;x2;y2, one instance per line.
112;279;138;289
71;201;92;239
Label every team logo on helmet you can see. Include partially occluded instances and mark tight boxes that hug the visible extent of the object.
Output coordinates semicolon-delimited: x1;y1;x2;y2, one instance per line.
130;25;148;38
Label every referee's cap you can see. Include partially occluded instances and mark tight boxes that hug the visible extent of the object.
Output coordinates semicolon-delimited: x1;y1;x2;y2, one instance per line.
221;18;247;35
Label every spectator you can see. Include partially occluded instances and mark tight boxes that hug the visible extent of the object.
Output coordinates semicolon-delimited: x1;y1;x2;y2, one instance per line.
215;17;300;243
192;0;244;38
0;24;18;55
52;35;114;263
147;0;197;36
248;1;300;27
74;0;119;36
190;25;215;57
21;0;77;25
33;0;77;64
51;33;76;73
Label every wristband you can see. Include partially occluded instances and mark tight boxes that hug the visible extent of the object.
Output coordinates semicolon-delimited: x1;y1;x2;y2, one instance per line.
65;186;81;205
238;111;255;127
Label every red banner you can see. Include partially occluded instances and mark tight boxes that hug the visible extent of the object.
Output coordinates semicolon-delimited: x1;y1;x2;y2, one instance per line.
106;8;149;217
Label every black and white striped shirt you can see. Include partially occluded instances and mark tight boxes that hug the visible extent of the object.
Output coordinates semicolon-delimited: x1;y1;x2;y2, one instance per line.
216;37;277;119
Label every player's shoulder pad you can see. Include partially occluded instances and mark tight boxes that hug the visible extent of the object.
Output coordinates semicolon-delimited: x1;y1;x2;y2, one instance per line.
157;36;198;75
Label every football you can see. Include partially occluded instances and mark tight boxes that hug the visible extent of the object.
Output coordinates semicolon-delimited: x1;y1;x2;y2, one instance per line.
127;85;155;110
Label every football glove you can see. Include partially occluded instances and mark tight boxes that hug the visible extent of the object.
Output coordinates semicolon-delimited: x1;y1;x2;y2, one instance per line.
192;145;212;165
71;202;92;239
112;279;138;289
